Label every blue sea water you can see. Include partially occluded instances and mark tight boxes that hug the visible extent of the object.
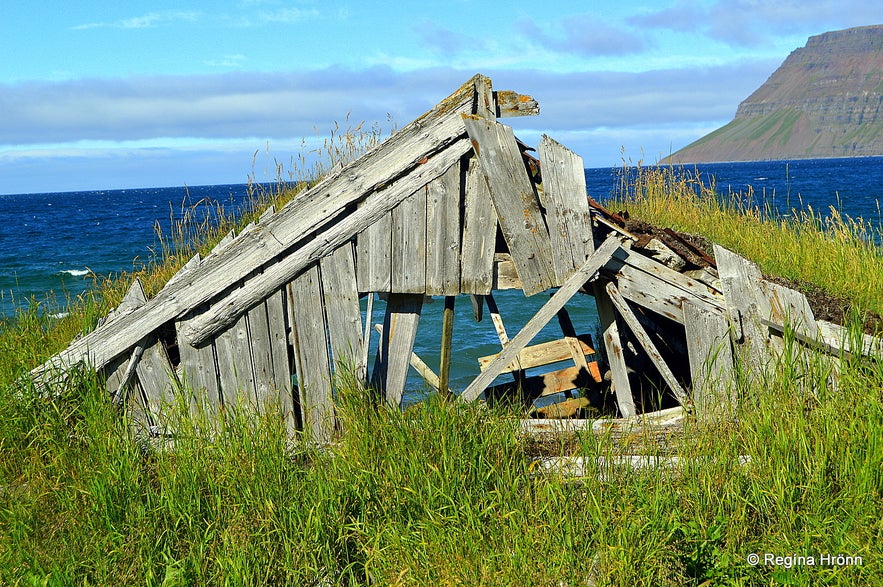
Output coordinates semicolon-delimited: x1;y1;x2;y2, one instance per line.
2;157;881;393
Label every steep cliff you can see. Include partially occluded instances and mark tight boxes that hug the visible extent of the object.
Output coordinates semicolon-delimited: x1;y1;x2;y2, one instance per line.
666;25;883;163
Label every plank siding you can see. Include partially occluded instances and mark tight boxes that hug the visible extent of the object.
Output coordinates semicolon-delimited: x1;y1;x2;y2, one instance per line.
320;242;364;374
683;301;735;419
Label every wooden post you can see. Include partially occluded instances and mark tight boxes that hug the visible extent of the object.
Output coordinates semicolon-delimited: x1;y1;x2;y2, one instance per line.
438;296;456;399
375;293;424;407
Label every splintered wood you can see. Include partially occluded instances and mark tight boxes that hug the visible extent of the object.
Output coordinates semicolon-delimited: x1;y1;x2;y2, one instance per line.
32;74;882;445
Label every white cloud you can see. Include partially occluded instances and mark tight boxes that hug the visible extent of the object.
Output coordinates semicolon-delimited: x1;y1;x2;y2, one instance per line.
72;10;201;30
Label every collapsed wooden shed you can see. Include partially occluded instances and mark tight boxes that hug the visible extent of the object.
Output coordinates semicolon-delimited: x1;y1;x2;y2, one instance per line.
30;74;882;442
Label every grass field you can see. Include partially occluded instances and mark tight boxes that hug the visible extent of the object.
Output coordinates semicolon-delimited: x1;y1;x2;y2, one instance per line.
1;162;882;585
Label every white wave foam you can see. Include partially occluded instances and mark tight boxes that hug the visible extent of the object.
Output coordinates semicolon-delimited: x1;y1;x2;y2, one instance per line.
59;269;89;277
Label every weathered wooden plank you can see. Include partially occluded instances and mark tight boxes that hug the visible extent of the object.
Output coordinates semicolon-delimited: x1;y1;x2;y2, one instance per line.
287;265;334;443
460;237;620;402
494;90;540;118
265;287;295;430
438;296;456;398
135;338;179;430
609;246;724;309
460;154;496;295
246;299;275;412
360;293;375;382
759;279;819;340
766;319;883;360
683;301;735;420
215;313;256;406
492;254;522;290
391;187;427;293
374;294;424;406
320;242;364;374
593;281;635;418
478;335;596;373
713;245;774;376
102;278;148;394
34;74;488;380
464;116;555;296
355;211;391;293
605;282;690;407
538;135;594;284
425;162;462;296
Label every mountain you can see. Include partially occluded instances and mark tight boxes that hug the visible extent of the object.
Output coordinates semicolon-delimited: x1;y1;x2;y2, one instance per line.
665;25;883;163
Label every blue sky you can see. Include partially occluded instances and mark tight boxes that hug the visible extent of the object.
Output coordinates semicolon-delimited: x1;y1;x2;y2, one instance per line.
2;1;881;195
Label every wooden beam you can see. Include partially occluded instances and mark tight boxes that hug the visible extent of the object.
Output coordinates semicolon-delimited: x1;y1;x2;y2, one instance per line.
374;323;440;391
459;236;620;402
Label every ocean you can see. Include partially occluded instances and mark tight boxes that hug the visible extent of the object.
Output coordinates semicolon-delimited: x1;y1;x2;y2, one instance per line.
3;157;881;393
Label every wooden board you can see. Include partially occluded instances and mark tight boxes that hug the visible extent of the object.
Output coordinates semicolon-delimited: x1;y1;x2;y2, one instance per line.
494;90;540;118
246;299;275;412
355;210;391;293
34;74;487;379
683;301;735;420
478;335;596;373
463;115;555;296
135;338;179;432
265;287;295;431
319;242;364;374
460;158;496;294
713;245;774;377
391;187;427;293
287;265;334;443
425;162;462;296
759;279;819;340
214;312;256;407
460;236;620;402
593;281;635;418
373;294;424;407
538;135;594;284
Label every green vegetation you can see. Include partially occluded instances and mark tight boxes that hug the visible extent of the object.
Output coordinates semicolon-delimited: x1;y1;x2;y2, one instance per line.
2;158;883;584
